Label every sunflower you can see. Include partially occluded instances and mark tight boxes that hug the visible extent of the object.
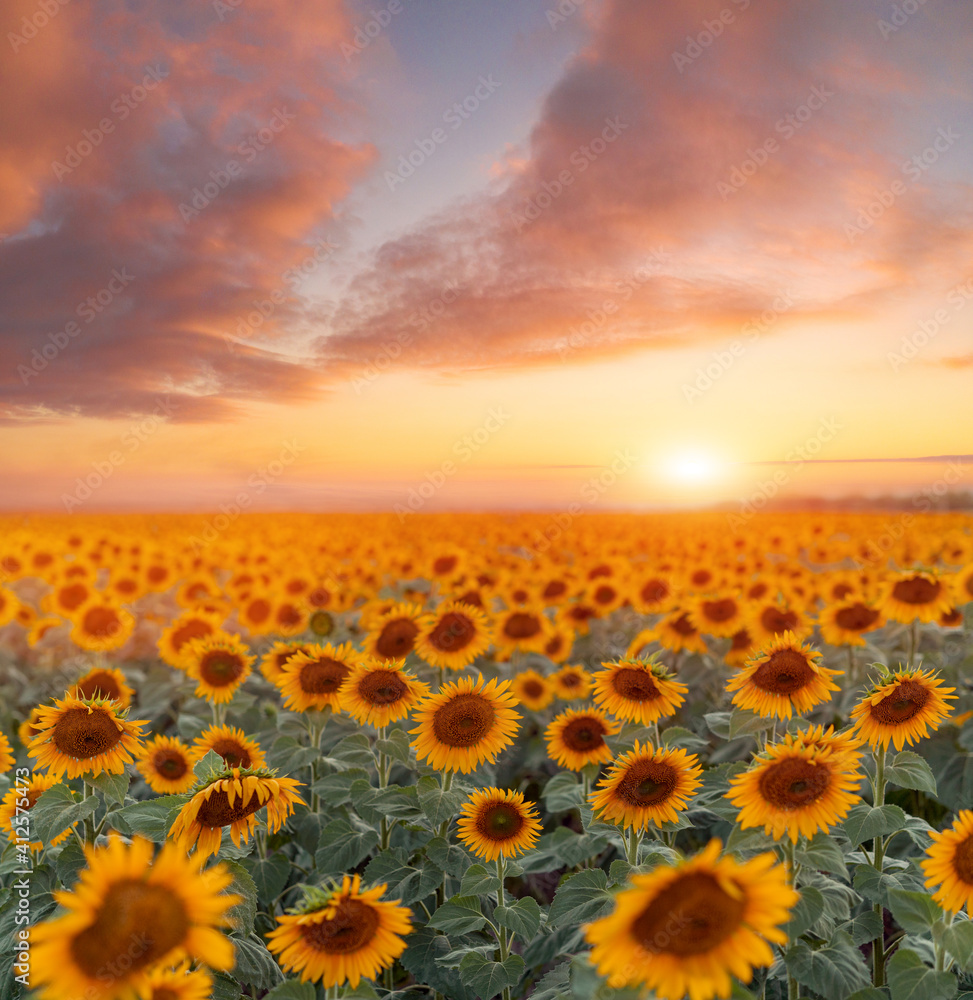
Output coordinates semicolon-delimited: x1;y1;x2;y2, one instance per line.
629;571;676;614
193;724;266;771
27;616;65;646
546;707;618;770
143;962;213;1000
308;608;336;637
182;632;254;704
0;732;13;774
585;838;797;999
551;663;592;700
259;639;312;684
953;563;973;607
340;659;430;727
238;592;277;636
653;608;709;655
727;738;863;843
137;735;200;794
0;586;21;627
592;658;688;725
726;632;841;720
510;669;555;711
69;598;136;652
28;694;146;779
157;609;225;669
790;722;864;761
540;625;575;664
275;642;364;712
939;606;965;629
42;578;94;617
18;705;45;748
880;569;954;624
415;600;494;669
748;600;813;645
0;772;74;850
818;599;884;647
410;674;520;774
691;593;746;638
626;629;659;660
68;666;134;708
495;605;555;656
266;875;412;988
170;766;304;861
591;743;702;830
724;626;759;668
851;666;956;750
30;835;238;1000
365;602;425;660
271;597;308;638
922;810;973;915
457;787;543;860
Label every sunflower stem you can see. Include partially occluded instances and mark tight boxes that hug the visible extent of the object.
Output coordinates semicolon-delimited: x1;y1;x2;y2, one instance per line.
871;743;888;987
847;645;856;685
81;781;93;843
908;619;919;667
626;825;642;867
496;855;511;1000
378;726;391;849
783;839;799;1000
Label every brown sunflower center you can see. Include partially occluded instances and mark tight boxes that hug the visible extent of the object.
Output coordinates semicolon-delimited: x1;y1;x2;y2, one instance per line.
82;606;122;637
432;693;495;747
611;669;661;703
631;873;744;956
522;679;545;700
561;716;607;752
357;670;408;705
299;898;380;954
309;611;334;636
172;619;213;653
503;612;542;640
60;583;90;611
277;604;302;628
308;587;332;608
593;585;617;606
640;579;669;604
615;759;678;806
152;748;189;779
558;671;581;689
832;582;854;600
195;787;266;828
153;989;181;1000
543;580;568;599
375;618;419;658
70;881;190;978
952;835;973;884
433;555;459;576
758;756;831;809
870;679;930;724
75;672;122;701
299;657;350;695
52;707;123;760
702;599;737;623
690;570;713;588
892;577;941;605
199;651;246;688
209;739;251;769
246;599;271;624
730;629;752;652
475;801;525;841
670;613;696;637
752;649;814;694
834;603;881;631
760;607;799;633
428;612;476;652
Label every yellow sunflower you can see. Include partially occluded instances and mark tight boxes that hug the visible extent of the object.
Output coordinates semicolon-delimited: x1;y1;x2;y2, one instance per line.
274;642;364;712
652;609;709;655
365;602;425;661
551;663;593;700
952;563;973;607
726;632;841;720
727;737;863;843
137;735;200;795
169;766;304;861
68;666;134;708
410;674;520;773
880;569;954;624
415;600;494;670
540;625;576;664
0;772;75;850
851;666;956;750
30;835;238;1000
143;962;213;1000
724;626;759;668
0;732;13;774
510;669;555;711
818;599;885;647
545;706;619;770
259;639;312;684
626;628;659;660
748;600;813;646
585;839;798;999
182;631;255;704
340;659;430;727
266;875;412;988
193;724;266;770
457;787;543;860
28;694;146;779
591;742;702;830
69;598;136;652
922;810;973;914
691;593;746;638
18;705;45;748
592;658;688;725
157;609;225;669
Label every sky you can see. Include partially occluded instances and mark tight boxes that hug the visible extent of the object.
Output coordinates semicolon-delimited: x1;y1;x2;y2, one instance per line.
1;0;972;515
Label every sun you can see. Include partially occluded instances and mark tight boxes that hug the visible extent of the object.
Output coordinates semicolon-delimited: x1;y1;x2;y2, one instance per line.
663;450;724;484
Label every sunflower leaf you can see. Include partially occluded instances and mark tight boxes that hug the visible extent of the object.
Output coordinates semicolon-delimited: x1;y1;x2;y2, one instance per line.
853;863;927;907
325;732;376;768
314;817;379;877
548;868;613;928
458;953;524;999
784;931;871;996
728;708;775;739
261;980;316;1000
194;749;226;780
222;860;258;937
794;832;849;876
886;751;938;795
427;894;488;935
239;852;291;904
231;933;284;991
30;783;98;846
887;888;945;934
943;919;973;971
364;848;444;905
845;909;884;946
459;863;500;896
887;946;957;1000
416;775;468;828
111;795;186;840
541;771;583;813
375;728;413;765
840;803;908;847
350;780;421;826
495;896;541;940
83;769;129;805
54;839;87;888
784;885;825;939
210;972;246;1000
660;725;708;750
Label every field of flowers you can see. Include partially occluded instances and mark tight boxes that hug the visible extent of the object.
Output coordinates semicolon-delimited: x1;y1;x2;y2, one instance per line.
2;510;973;1000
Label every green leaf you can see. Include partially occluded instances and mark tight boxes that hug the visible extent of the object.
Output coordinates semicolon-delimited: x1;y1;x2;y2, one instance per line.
325;732;375;768
548;868;613;928
374;728;413;765
495;896;541;940
314;817;379;877
399;926;475;1000
841;803;908;847
785;931;870;996
529;962;571;1000
886;751;938;795
704;711;731;740
311;767;370;807
427;895;488;935
210;972;245;1000
425;836;469;878
660;725;707;750
31;783;98;846
846;909;884;946
887;946;957;1000
416;775;468;828
853;864;926;907
363;849;443;905
794;832;848;876
728;707;774;739
222;860;258;937
458;953;524;999
887;888;944;934
83;769;129;805
110;796;186;840
55;839;88;888
519;827;610;873
239;852;291;904
231;933;284;991
261;981;316;1000
542;772;584;812
944;920;973;971
845;990;890;1000
460;863;500;897
194;749;225;779
350;780;421;826
785;885;825;939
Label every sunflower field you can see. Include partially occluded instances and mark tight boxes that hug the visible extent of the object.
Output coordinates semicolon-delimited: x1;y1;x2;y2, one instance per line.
3;511;973;1000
